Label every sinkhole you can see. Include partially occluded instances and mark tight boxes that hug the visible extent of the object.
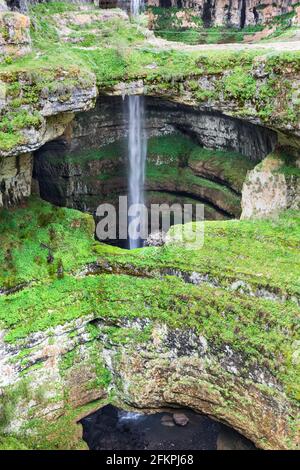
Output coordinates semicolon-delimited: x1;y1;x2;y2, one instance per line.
79;404;256;451
33;96;277;249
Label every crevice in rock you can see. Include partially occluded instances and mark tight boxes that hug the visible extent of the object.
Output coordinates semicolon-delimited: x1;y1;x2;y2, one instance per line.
146;188;233;217
74;260;299;307
240;0;246;29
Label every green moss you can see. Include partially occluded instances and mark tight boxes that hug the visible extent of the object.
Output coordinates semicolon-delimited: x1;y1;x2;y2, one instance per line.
1;264;299;400
0;380;30;430
0;397;110;450
223;67;257;103
0;436;29;450
0;196;96;289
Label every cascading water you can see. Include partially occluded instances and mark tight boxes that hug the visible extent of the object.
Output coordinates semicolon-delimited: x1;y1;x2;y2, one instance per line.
130;0;144;17
128;95;147;249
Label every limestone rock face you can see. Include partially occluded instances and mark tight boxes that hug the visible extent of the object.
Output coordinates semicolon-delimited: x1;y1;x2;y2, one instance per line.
0;69;97;159
0;153;32;206
241;152;300;219
33;96;274;220
0;11;31;60
0;316;299;449
148;0;299;28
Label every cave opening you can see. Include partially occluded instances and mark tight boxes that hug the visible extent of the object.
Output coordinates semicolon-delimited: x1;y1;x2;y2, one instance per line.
33;96;277;249
79;404;256;450
240;0;246;29
159;0;172;8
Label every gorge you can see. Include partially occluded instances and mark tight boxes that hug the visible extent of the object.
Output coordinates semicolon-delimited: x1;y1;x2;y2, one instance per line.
0;0;299;452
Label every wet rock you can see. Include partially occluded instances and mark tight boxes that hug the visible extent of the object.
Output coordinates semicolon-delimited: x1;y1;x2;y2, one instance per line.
161;415;175;427
173;412;189;427
217;429;255;450
144;231;167;247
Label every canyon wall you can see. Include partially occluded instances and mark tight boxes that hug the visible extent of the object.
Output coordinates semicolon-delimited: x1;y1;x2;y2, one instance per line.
62;97;276;160
33;97;275;221
241;151;300;218
148;0;299;28
5;0;300;29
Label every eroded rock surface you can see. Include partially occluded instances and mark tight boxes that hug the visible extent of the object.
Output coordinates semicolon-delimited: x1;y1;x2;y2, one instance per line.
241;151;300;218
0;316;298;449
148;0;299;28
0;11;31;60
0;153;32;206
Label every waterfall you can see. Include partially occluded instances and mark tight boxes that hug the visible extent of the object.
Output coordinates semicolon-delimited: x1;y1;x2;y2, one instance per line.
130;0;144;17
128;95;147;249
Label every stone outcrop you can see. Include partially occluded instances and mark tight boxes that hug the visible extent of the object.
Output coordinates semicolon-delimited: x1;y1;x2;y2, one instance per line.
0;68;97;158
0;66;97;206
0;11;31;60
241;150;300;218
148;0;300;28
0;314;298;449
5;1;95;12
0;153;32;206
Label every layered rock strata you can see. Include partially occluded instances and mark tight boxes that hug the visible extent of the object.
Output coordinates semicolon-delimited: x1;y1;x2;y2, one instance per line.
147;0;300;28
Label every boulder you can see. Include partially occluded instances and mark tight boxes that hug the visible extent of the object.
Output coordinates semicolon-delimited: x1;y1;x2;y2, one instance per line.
173;412;189;427
161;414;175;427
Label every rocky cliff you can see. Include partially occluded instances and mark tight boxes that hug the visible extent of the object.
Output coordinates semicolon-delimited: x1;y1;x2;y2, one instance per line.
0;4;299;451
148;0;300;28
0;6;299;211
241;148;300;218
0;198;299;449
33;96;275;224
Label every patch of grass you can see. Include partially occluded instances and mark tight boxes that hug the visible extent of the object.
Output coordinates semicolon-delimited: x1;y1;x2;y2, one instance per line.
0;196;96;289
0;267;299;401
105;210;300;299
223;66;257;103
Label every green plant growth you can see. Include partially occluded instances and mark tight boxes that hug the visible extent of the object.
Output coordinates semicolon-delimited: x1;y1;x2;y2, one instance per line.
0;196;96;289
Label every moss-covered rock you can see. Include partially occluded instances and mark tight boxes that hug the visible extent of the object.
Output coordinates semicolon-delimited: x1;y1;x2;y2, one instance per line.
0;198;299;449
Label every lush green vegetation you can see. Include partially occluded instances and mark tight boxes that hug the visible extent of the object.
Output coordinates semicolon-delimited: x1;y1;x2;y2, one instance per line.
0;2;299;450
0;202;299;404
96;210;300;299
0;197;96;289
0;3;299;153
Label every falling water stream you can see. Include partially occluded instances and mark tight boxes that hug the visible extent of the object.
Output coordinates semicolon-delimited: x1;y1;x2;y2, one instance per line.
128;95;147;249
130;0;144;16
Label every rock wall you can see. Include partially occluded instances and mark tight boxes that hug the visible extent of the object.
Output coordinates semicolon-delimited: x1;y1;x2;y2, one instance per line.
62;96;277;161
0;11;31;60
147;0;299;28
0;313;298;449
0;153;32;206
33;96;274;221
241;150;300;218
